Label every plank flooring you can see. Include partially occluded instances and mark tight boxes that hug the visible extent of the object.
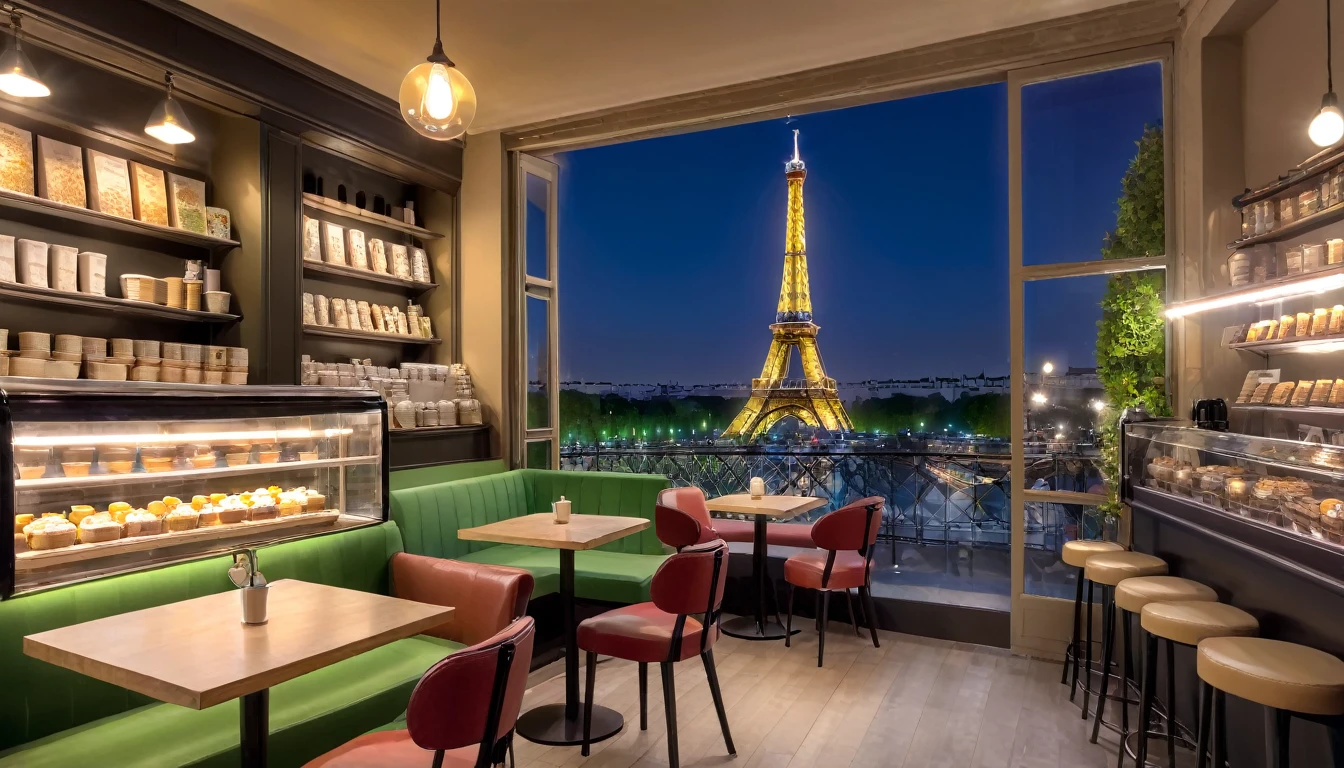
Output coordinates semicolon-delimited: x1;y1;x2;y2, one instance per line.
514;623;1177;768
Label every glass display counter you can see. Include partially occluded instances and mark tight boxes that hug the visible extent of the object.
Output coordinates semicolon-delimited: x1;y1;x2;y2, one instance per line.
2;381;387;597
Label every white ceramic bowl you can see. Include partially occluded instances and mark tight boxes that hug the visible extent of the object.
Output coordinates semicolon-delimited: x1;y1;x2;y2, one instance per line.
204;291;231;314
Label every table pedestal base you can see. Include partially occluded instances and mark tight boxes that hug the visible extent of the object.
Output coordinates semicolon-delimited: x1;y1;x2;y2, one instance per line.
516;702;624;746
721;615;799;641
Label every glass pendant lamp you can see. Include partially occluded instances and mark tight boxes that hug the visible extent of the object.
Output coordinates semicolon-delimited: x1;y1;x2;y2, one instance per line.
398;0;476;140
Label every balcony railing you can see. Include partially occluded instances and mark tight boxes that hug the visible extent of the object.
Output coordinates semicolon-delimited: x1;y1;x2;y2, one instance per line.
559;446;1107;561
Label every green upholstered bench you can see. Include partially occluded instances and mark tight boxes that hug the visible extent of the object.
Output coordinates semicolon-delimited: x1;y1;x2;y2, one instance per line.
391;469;671;604
389;458;508;492
0;522;529;768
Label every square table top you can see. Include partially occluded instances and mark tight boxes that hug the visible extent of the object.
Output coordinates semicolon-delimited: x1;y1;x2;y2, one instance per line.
705;494;828;520
23;579;454;710
457;513;650;551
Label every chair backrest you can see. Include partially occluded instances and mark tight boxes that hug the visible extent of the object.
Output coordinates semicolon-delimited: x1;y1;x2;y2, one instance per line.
655;503;704;551
406;616;537;767
812;496;885;554
650;540;730;658
658;486;713;529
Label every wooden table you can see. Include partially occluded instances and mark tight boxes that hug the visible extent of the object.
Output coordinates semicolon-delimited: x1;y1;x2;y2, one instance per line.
24;579;454;767
459;513;649;747
705;493;827;640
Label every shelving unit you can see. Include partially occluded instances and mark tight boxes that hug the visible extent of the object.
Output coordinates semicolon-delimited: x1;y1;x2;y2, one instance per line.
303;324;441;345
1233;144;1344;208
15;455;378;491
0;282;239;323
302;260;436;293
302;194;443;240
0;188;240;253
1166;263;1344;317
1228;202;1344;248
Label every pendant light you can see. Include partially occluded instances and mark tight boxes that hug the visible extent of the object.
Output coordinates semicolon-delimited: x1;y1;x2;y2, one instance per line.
1311;0;1344;147
144;72;196;145
0;12;49;98
397;0;476;141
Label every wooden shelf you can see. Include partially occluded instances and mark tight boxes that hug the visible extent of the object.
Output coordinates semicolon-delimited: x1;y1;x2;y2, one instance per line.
390;424;487;436
1228;333;1344;355
302;260;436;294
0;281;239;323
1234;145;1344;208
1166;263;1344;317
303;324;441;346
302;193;443;241
1229;201;1344;248
0;187;240;252
15;511;342;570
16;455;379;492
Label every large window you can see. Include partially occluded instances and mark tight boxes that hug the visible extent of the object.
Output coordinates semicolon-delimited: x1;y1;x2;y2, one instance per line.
515;155;559;468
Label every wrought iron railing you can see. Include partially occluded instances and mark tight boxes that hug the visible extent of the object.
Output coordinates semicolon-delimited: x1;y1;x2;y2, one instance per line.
559;446;1105;559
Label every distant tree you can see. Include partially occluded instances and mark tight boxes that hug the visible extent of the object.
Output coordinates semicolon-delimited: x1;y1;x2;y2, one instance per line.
1095;125;1169;519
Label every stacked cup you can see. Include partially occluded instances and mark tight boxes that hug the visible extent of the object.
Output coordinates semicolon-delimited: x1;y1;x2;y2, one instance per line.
184;280;203;311
204;345;228;384
226;347;248;385
181;343;204;384
131;340;161;382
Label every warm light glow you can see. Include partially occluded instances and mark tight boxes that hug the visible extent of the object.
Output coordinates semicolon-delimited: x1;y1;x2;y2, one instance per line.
144;74;196;145
0;69;46;97
144;120;194;145
423;63;454;120
399;60;476;141
13;427;353;448
1031;392;1048;405
1092;399;1106;412
1311;94;1344;147
1041;362;1054;374
1166;273;1344;317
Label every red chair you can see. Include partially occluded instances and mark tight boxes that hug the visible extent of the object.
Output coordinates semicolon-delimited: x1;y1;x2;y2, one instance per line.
304;617;536;768
783;497;884;667
659;486;816;548
657;486;731;544
577;540;734;767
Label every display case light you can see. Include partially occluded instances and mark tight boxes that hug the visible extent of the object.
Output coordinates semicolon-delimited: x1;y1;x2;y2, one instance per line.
12;427;353;448
1165;273;1344;318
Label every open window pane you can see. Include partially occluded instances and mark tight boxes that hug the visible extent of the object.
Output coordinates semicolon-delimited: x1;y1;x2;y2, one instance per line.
525;172;550;280
1024;501;1114;597
526;439;552;469
1023;62;1164;265
526;294;551;430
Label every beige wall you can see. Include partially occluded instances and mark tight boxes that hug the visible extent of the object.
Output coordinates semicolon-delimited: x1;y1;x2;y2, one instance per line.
459;130;509;460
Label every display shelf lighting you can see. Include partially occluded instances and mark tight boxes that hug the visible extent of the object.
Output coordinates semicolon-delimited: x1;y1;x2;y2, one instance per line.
144;72;195;145
398;0;476;141
1165;272;1344;318
0;12;48;99
12;427;353;448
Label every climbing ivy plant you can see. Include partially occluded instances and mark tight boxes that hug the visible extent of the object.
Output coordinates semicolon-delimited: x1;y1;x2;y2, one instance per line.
1095;125;1170;519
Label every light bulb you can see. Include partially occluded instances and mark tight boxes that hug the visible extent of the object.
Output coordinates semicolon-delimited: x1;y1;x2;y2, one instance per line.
144;75;196;145
1311;95;1344;147
423;63;454;120
0;40;47;98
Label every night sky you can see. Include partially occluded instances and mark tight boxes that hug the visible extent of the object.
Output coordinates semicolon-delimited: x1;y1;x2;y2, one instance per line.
556;63;1163;385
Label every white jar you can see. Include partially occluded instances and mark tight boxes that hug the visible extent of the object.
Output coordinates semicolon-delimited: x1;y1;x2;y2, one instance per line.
49;245;77;292
78;252;107;295
0;234;14;282
16;239;47;288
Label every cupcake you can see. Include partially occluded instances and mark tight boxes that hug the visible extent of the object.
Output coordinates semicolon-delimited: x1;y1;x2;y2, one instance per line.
305;489;326;513
165;507;199;532
217;496;248;524
124;509;163;537
197;504;221;526
78;512;122;543
24;516;75;550
249;491;278;520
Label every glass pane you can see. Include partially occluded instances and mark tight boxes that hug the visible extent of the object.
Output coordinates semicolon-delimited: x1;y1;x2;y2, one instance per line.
526;439;552;469
526;295;550;429
525;172;550;279
1024;501;1113;597
1023;62;1164;265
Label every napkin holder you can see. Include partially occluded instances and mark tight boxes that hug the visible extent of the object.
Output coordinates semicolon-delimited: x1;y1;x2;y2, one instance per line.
749;477;765;499
553;495;571;524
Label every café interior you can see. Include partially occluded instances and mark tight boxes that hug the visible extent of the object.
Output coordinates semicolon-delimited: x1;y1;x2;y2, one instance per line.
2;1;1344;766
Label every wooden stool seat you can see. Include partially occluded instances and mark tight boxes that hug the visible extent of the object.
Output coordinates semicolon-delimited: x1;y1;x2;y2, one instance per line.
1198;637;1344;716
1115;576;1216;613
1141;601;1258;646
1062;539;1125;568
1084;551;1167;586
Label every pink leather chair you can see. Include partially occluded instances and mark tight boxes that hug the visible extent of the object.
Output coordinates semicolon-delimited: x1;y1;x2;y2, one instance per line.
658;486;817;548
783;497;884;667
305;617;536;768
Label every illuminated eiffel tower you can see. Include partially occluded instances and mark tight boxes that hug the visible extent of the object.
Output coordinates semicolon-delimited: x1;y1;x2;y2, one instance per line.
722;131;853;440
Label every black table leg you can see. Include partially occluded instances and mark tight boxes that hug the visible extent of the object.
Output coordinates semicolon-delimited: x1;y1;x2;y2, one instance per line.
722;516;798;641
516;549;624;746
241;689;268;767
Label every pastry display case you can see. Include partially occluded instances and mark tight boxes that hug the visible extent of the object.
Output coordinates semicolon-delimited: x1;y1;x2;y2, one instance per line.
2;381;387;598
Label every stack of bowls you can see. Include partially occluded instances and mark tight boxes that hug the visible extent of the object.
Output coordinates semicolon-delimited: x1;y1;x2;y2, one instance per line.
14;332;50;377
226;347;248;384
182;343;204;384
131;340;161;382
204;345;228;384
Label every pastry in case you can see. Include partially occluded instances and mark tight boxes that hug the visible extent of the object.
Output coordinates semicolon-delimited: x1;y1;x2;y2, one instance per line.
165;507;199;531
24;516;75;550
197;504;221;526
217;496;248;524
78;512;121;543
1322;500;1344;544
68;505;95;525
1223;475;1250;515
123;510;162;537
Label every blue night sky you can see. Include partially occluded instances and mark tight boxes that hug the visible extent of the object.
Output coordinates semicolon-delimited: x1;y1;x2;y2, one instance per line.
555;63;1162;384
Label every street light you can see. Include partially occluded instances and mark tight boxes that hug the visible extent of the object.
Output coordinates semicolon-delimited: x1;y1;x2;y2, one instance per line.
1031;392;1047;405
1091;399;1106;412
1042;362;1054;374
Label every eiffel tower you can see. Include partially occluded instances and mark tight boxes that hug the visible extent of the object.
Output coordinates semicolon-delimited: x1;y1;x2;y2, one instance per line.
721;131;853;440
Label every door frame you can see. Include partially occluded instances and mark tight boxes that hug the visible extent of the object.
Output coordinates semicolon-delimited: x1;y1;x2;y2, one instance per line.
511;152;561;468
1007;43;1173;657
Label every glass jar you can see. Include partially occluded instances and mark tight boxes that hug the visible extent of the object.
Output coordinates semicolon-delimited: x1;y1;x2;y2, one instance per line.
1305;242;1327;271
1301;188;1322;217
1224;476;1250;516
1285;246;1304;275
1228;251;1252;286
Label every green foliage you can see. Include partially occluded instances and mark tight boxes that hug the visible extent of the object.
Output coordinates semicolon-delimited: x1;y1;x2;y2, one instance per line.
1095;125;1169;517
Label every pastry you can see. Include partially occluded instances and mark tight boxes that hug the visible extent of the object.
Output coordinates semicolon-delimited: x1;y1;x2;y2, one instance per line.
277;492;302;517
24;516;75;550
14;512;33;534
77;512;121;543
68;505;95;525
163;496;182;510
142;456;173;473
198;504;221;526
106;460;134;474
1270;381;1297;405
109;501;132;516
1291;380;1315;407
191;452;216;469
305;490;326;513
218;496;248;524
249;500;278;521
147;500;168;517
1332;306;1344;335
191;495;208;511
1278;315;1295;339
14;532;27;553
165;507;198;531
1297;311;1312;338
61;462;91;477
209;493;226;505
123;510;162;537
1312;308;1331;336
259;450;280;464
1312;380;1335;406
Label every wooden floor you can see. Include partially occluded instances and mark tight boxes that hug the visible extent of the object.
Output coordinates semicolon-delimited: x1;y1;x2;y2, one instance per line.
514;623;1153;768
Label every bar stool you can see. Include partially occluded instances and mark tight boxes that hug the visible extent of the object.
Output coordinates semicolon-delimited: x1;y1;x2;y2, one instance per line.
1084;552;1168;743
1061;540;1126;701
1133;601;1258;768
1197;637;1344;768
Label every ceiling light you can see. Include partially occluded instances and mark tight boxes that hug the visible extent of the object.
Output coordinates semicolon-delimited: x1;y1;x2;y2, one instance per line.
144;72;195;144
398;0;476;141
0;13;49;99
1311;0;1344;147
1165;273;1344;318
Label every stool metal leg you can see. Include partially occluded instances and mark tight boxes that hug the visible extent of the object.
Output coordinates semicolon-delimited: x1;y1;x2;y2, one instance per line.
1195;681;1212;768
1065;570;1083;688
1133;629;1159;768
1266;708;1291;768
1165;639;1178;767
1121;609;1133;739
1212;690;1227;768
1091;587;1115;744
1083;580;1096;719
